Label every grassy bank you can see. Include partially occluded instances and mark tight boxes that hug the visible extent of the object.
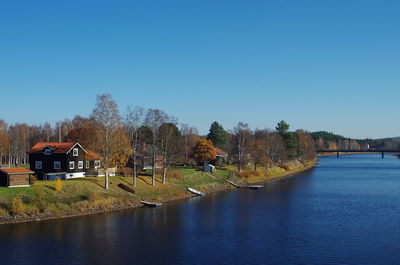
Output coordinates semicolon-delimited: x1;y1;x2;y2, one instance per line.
0;159;316;224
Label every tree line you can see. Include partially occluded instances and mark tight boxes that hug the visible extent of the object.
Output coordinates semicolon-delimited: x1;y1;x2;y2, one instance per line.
311;131;400;151
0;94;317;187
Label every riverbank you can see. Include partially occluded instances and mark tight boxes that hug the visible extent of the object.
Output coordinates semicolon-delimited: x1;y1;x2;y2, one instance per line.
317;151;394;157
317;152;365;156
0;159;316;225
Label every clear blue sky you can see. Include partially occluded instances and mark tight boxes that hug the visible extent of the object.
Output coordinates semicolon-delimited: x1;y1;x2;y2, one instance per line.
1;0;399;139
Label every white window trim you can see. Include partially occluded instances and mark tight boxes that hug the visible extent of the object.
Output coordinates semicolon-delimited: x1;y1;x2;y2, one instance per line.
54;161;61;170
78;161;83;169
94;160;100;169
73;148;79;156
35;161;42;169
86;161;90;169
44;149;51;155
69;161;75;170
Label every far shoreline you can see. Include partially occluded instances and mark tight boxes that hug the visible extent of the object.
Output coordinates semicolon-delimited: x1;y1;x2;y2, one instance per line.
317;152;400;157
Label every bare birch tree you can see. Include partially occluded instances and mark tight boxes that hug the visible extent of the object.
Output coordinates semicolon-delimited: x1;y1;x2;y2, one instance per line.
92;94;121;189
159;119;181;184
233;122;251;172
145;109;167;186
124;105;145;187
266;132;287;165
41;122;53;142
0;120;9;165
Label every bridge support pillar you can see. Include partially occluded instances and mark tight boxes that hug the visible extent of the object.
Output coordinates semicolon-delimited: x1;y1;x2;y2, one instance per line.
382;152;384;159
337;152;339;158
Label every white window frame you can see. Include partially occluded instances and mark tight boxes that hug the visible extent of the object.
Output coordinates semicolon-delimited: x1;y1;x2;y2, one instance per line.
94;160;100;169
35;161;42;169
54;161;61;170
78;161;83;169
73;148;79;156
86;161;90;169
44;148;51;155
69;161;75;170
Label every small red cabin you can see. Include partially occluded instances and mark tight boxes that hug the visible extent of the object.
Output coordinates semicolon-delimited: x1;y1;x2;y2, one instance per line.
0;168;33;187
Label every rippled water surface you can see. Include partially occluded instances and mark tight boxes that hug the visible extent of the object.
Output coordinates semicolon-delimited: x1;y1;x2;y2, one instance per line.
1;154;400;265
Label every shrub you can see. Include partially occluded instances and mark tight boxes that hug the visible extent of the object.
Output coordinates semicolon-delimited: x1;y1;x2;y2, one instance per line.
278;164;290;171
9;195;26;216
167;170;183;180
75;201;91;212
86;190;102;203
238;170;253;178
54;178;63;192
32;186;48;212
46;202;69;214
24;205;40;216
29;175;37;184
0;207;10;218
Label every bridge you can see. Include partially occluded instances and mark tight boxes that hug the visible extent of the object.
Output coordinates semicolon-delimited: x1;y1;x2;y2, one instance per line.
316;150;400;158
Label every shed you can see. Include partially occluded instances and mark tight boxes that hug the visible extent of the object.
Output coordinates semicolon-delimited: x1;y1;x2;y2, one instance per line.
0;168;33;187
204;164;216;173
214;148;228;166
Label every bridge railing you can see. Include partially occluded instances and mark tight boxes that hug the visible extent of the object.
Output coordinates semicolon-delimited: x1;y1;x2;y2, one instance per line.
316;150;400;153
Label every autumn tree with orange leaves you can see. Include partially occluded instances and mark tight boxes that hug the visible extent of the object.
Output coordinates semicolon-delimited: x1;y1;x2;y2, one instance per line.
109;127;133;168
191;139;216;165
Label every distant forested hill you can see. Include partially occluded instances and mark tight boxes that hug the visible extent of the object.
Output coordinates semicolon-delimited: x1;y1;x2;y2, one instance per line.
311;131;400;151
310;131;349;142
311;131;361;150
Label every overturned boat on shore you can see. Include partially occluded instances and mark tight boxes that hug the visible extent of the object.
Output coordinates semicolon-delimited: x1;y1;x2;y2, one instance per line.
140;201;163;207
187;187;206;196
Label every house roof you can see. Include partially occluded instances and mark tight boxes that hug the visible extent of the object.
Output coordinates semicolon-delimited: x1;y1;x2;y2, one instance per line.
0;168;34;174
85;150;103;160
215;147;228;156
28;142;87;154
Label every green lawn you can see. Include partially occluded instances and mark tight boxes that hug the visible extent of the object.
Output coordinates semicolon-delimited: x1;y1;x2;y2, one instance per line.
0;186;36;200
0;166;237;219
171;166;232;190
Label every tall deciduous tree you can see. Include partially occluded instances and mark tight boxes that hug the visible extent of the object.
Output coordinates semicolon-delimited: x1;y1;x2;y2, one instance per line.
65;124;100;151
295;130;316;161
91;94;121;189
180;124;199;165
207;122;228;148
0;120;9;165
159;121;182;183
249;129;269;171
191;139;216;165
109;127;133;168
233;122;251;172
41;122;53;142
265;132;287;166
124;105;145;187
145;109;167;186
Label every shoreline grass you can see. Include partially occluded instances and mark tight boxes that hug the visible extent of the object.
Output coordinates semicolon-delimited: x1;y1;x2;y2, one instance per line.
0;159;316;225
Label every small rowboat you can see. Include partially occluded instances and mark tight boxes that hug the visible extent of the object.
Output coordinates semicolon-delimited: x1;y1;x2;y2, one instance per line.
140;201;163;207
187;187;205;196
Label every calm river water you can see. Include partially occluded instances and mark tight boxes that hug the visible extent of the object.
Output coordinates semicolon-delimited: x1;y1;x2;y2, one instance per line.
1;154;400;265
